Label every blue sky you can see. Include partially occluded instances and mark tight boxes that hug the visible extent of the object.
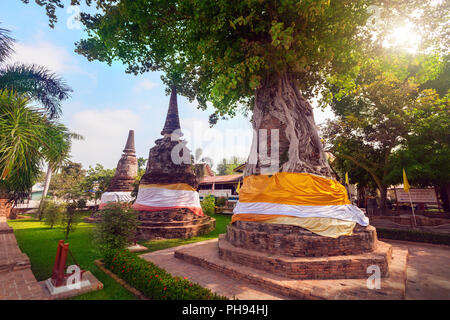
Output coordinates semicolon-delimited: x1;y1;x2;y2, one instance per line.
1;1;333;171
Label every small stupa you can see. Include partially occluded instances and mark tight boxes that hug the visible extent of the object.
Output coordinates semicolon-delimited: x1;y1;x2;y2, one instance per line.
132;86;215;240
99;130;138;209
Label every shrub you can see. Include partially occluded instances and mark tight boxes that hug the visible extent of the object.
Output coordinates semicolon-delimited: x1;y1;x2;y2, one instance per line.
103;249;226;300
377;228;450;245
42;200;64;229
201;195;215;216
215;196;227;207
93;203;140;253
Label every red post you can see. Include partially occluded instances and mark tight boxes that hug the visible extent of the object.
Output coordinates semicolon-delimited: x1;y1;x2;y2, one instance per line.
56;244;69;286
51;240;64;282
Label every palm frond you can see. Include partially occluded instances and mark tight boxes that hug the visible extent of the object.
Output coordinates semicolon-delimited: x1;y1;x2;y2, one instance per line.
0;26;14;64
0;63;72;119
0;90;45;196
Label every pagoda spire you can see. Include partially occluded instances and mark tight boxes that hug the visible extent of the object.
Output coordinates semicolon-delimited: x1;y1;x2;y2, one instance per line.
123;129;136;154
161;86;181;136
105;129;137;192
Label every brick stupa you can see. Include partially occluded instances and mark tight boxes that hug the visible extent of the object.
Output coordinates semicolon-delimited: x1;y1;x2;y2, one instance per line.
97;130;138;210
132;86;215;240
106;130;138;192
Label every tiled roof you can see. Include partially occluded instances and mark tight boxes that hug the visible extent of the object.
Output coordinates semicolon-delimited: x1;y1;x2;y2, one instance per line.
200;174;243;184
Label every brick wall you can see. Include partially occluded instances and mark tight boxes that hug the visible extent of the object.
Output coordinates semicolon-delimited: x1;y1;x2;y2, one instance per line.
226;221;377;257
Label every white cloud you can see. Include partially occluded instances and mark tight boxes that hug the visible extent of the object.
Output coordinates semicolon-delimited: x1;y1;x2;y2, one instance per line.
69;109;142;169
9;40;78;74
6;35;96;84
133;79;158;92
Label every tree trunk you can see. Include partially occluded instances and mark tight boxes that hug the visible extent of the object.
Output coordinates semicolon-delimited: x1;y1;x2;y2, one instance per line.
245;72;333;178
38;164;53;220
378;186;388;214
357;184;366;208
438;183;450;212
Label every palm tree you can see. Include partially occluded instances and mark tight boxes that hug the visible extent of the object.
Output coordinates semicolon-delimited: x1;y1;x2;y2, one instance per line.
37;125;83;219
0;24;72;119
0;90;80;218
0;90;48;206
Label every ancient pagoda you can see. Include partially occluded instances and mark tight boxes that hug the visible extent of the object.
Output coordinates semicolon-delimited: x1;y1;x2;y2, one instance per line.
132;86;215;240
174;105;402;295
99;129;137;209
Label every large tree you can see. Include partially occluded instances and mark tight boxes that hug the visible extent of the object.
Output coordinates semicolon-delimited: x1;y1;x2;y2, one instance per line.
322;52;447;210
27;0;447;179
388;90;450;211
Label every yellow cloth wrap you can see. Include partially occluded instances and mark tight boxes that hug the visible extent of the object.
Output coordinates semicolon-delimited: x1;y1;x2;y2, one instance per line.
238;172;350;206
138;183;196;191
232;214;356;238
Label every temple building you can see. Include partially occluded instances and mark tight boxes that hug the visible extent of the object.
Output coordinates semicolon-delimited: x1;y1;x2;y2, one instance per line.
132;86;215;240
99;130;138;209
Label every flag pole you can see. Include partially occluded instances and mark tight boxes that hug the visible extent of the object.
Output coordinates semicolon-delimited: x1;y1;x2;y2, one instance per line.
408;191;417;227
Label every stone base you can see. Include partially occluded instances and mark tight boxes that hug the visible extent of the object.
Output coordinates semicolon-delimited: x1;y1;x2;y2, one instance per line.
218;235;392;279
136;209;216;240
38;271;103;300
44;278;91;295
218;222;391;280
227;221;377;257
174;239;408;299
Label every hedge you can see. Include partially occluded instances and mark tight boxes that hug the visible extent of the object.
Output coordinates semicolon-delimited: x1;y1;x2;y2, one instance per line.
103;249;227;300
377;228;450;246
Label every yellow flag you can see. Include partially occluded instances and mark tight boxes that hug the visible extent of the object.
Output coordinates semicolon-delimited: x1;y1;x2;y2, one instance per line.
236;180;241;194
345;172;349;185
403;169;410;193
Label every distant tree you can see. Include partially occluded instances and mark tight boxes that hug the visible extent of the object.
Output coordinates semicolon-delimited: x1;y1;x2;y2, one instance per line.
216;157;244;176
82;164;115;201
137;157;147;176
49;162;86;203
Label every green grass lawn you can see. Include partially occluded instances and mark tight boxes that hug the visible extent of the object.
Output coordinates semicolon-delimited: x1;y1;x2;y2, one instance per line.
8;212;231;300
139;213;231;252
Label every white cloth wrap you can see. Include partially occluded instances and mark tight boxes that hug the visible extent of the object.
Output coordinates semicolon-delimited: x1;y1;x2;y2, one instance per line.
233;202;369;226
134;187;201;208
100;191;133;204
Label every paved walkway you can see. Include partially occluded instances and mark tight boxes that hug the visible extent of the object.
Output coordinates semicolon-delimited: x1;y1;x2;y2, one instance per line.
141;239;450;300
0;216;47;300
385;240;450;299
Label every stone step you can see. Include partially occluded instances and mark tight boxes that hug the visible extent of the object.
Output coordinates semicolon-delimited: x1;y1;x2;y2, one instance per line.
173;238;408;300
136;217;216;241
215;235;392;280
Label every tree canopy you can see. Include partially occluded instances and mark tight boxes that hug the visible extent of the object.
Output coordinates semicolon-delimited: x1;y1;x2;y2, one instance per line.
322;51;448;209
24;0;447;123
